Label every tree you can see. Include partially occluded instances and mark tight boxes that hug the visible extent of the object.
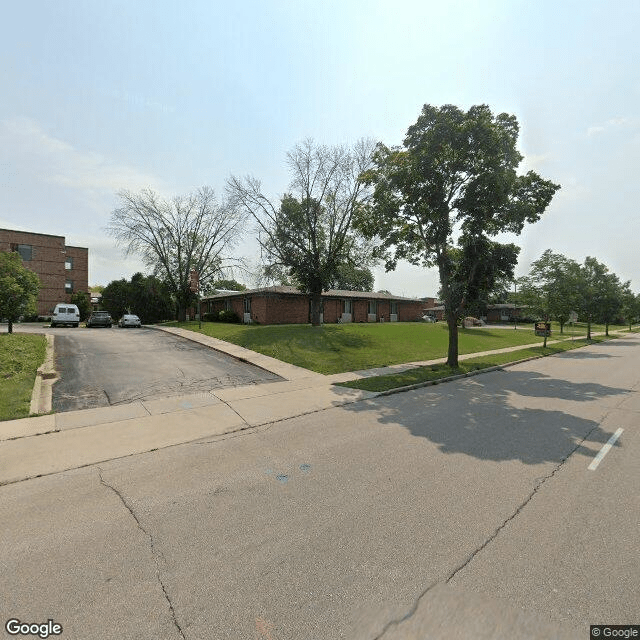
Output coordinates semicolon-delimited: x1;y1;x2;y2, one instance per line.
621;287;640;330
107;186;245;321
327;264;374;292
518;250;582;337
211;279;247;291
0;252;40;333
227;138;376;325
576;257;623;340
357;104;560;366
102;273;174;323
70;291;91;321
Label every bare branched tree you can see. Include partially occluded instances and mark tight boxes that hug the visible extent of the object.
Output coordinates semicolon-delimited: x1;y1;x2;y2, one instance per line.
227;138;376;325
107;186;245;320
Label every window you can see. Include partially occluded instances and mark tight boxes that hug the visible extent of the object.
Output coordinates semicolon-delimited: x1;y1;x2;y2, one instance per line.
391;301;398;315
16;244;32;261
65;256;73;270
65;280;74;294
243;297;251;313
343;299;353;314
368;300;377;315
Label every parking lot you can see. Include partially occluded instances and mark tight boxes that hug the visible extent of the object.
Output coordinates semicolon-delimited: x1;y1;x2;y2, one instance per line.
17;324;281;412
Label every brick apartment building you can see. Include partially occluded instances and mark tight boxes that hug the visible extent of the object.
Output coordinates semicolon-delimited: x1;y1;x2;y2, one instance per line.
0;228;89;317
202;286;428;324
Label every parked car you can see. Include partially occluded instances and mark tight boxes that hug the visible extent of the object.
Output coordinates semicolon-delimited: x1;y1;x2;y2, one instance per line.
421;314;436;323
86;311;112;328
51;304;80;327
118;314;141;328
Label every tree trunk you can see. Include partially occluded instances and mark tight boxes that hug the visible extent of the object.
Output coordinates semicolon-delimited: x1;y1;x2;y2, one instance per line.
310;292;323;327
560;320;564;334
605;322;609;336
446;313;459;368
7;320;13;334
587;320;592;341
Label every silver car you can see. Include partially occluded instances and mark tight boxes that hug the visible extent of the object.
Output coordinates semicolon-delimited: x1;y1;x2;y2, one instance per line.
118;314;142;328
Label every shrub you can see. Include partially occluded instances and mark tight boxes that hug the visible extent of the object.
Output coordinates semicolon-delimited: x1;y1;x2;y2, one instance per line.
218;309;240;323
202;311;219;322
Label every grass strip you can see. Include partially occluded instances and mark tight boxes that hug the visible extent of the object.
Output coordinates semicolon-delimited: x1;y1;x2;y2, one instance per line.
336;335;615;393
0;333;47;421
163;321;599;375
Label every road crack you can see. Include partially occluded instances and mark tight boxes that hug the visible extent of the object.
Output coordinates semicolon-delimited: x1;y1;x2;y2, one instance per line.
97;467;185;639
371;421;603;639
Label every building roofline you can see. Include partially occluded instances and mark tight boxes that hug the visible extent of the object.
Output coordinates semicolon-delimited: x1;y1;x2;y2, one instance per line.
203;285;421;302
0;228;65;240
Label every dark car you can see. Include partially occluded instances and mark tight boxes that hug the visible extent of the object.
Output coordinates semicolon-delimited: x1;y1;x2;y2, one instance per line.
86;311;112;328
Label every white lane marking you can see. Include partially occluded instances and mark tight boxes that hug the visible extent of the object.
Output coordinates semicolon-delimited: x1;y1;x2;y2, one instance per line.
588;428;624;471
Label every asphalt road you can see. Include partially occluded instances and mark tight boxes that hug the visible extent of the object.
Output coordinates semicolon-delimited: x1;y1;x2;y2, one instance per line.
44;325;282;411
1;335;638;639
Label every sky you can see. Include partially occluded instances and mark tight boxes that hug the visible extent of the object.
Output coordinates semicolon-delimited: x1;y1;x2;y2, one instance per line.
1;0;638;298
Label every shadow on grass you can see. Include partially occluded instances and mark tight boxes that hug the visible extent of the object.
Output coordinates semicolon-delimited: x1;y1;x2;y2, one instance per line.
340;368;628;466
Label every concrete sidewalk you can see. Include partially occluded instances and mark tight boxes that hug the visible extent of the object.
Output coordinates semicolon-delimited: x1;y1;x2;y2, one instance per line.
0;324;378;484
1;324;627;486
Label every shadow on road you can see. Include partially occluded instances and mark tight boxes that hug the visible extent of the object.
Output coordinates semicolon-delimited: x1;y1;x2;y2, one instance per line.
341;368;628;466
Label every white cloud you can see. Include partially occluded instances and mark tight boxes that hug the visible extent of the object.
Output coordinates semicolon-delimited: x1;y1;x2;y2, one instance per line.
1;116;165;194
587;117;630;136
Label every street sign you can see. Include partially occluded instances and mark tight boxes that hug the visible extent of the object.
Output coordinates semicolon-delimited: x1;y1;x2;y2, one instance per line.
535;321;551;337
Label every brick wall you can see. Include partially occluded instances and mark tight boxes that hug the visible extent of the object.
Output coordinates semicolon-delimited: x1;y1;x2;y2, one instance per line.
64;246;89;303
202;292;426;325
0;229;90;316
264;294;309;324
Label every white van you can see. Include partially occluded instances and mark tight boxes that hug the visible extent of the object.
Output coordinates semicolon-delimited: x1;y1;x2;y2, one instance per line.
51;303;80;327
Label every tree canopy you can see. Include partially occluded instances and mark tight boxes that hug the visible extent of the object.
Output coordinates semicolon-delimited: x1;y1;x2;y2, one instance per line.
227;138;376;325
0;251;40;333
101;273;174;323
518;250;582;335
327;264;374;292
107;186;245;321
356;104;560;365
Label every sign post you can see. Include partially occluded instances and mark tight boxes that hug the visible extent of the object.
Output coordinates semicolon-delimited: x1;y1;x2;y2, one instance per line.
568;310;578;341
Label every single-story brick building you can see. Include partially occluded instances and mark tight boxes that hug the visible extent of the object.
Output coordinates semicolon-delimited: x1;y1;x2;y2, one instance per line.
201;286;428;325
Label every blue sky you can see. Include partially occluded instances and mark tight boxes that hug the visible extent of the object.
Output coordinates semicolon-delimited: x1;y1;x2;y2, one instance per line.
1;0;638;297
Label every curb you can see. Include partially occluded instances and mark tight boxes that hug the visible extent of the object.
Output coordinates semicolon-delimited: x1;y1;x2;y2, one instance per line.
363;345;606;399
29;334;57;415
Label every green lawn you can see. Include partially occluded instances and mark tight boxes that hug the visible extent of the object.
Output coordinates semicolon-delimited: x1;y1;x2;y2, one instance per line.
0;333;47;421
337;335;616;392
164;321;605;375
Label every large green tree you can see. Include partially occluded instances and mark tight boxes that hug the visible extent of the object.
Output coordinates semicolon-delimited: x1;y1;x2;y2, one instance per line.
0;252;41;333
518;250;582;336
576;257;620;340
102;273;174;323
228;139;376;325
357;104;560;366
327;264;374;292
107;186;245;321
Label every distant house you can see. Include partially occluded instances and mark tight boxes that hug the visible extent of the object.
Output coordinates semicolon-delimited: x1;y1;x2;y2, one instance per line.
0;228;88;316
201;286;425;324
485;303;527;323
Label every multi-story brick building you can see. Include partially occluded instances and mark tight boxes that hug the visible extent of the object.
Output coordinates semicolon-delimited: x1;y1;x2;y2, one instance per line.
0;228;89;317
202;286;427;324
